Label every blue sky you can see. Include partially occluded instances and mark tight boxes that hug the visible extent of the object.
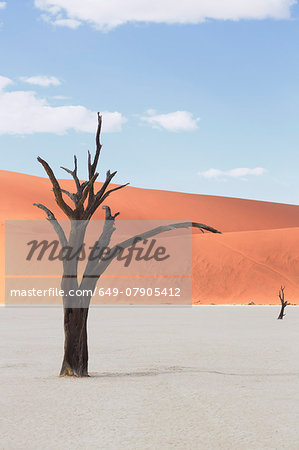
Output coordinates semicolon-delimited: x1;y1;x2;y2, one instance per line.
1;0;299;204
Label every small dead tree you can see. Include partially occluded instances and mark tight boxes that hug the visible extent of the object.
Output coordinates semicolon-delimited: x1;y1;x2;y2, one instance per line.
277;286;289;320
34;113;221;377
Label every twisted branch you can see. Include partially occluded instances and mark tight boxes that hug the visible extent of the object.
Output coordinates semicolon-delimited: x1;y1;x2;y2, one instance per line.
82;217;221;281
33;202;68;248
37;157;74;219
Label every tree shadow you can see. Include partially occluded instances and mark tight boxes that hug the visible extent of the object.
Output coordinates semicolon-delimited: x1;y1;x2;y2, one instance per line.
89;366;299;379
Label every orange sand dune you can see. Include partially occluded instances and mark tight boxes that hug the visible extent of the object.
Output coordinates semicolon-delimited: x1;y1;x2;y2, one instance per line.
193;228;299;304
2;170;299;231
1;170;299;304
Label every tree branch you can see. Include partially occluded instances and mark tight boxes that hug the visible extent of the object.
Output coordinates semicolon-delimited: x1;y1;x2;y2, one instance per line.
33;202;68;248
75;172;99;212
93;112;102;175
87;113;102;203
82;219;221;281
100;182;130;204
111;221;220;253
79;205;119;291
58;189;77;204
279;286;286;305
80;181;90;191
84;170;118;219
37;157;74;219
61;155;81;195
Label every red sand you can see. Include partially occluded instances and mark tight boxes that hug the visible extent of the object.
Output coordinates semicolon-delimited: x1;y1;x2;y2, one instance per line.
1;170;299;304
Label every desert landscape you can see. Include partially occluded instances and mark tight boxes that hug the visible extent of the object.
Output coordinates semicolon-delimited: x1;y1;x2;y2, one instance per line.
1;169;299;447
2;1;299;447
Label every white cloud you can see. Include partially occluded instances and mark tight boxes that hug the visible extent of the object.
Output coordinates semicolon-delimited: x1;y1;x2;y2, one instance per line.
0;76;126;135
142;110;200;132
41;13;81;29
52;95;69;100
0;75;12;90
198;167;267;180
52;18;81;28
0;2;6;10
34;0;296;31
20;75;61;87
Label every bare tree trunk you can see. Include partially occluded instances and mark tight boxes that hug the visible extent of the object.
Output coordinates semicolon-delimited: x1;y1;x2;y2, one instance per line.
277;305;286;320
60;306;89;377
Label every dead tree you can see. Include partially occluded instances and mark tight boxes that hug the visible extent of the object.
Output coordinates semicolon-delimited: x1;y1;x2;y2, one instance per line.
34;113;221;377
277;286;288;320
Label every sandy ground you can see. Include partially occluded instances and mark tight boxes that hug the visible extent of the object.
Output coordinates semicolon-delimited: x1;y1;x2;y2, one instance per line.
1;306;299;449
